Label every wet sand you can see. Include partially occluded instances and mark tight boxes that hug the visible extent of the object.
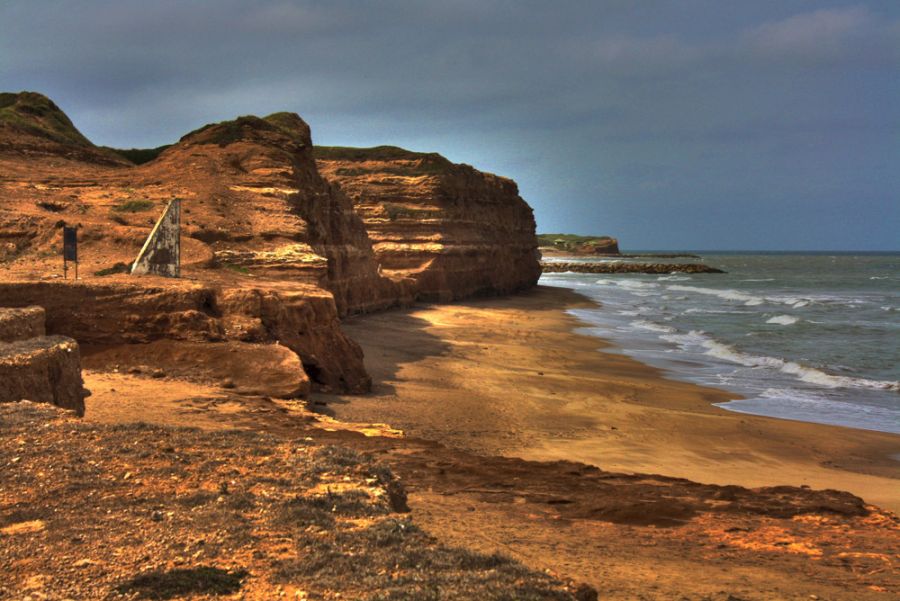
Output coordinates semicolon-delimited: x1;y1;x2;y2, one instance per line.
319;285;900;513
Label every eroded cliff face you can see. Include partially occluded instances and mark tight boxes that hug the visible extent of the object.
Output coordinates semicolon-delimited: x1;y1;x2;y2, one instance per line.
0;92;540;396
315;146;541;302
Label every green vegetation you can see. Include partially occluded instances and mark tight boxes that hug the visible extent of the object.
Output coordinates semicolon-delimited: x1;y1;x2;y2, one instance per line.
111;199;155;213
94;262;131;277
180;115;276;146
103;145;171;165
223;263;250;275
0;91;93;146
263;112;309;142
537;233;618;251
314;145;452;174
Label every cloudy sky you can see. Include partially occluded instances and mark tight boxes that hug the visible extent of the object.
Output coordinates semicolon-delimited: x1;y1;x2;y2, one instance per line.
2;1;897;250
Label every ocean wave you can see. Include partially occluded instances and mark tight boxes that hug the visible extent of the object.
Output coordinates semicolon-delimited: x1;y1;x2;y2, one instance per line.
657;275;692;281
716;390;900;434
683;307;753;315
618;280;659;290
661;330;900;392
630;320;677;334
665;284;853;309
741;278;775;282
765;315;799;326
666;284;766;306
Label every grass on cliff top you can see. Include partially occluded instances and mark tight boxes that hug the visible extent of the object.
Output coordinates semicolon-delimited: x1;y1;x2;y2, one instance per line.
0;91;93;147
315;144;449;164
315;145;454;177
179;116;278;146
103;145;171;165
538;233;617;247
111;199;155;213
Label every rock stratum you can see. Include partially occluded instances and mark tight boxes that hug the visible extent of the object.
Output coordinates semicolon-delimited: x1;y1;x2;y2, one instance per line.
0;306;87;415
315;146;540;302
0;91;541;397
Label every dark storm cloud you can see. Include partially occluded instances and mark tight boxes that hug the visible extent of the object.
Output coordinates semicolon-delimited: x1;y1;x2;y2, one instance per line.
2;1;898;249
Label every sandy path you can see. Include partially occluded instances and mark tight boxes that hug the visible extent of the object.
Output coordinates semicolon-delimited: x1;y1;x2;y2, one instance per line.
318;285;900;513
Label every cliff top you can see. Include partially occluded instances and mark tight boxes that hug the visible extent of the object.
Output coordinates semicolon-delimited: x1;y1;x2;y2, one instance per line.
176;112;312;149
0;91;93;147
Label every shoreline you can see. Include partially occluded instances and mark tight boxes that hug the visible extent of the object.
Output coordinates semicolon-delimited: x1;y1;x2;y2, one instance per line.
319;285;900;513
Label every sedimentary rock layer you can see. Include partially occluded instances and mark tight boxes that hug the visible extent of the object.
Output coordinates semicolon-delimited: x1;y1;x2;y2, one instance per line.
316;146;541;302
0;305;86;415
0;336;85;416
0;306;45;342
0;92;543;393
0;280;368;393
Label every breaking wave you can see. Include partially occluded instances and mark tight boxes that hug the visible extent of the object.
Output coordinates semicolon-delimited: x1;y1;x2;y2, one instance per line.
661;330;899;392
765;315;799;326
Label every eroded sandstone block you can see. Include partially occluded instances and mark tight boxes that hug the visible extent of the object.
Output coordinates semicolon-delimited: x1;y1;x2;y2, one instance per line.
0;335;87;416
0;306;45;342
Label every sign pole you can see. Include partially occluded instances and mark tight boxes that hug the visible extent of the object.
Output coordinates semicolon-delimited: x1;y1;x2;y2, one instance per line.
62;226;78;281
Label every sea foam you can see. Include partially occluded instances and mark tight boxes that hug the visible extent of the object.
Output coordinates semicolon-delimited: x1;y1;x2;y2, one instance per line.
766;315;799;325
661;330;900;392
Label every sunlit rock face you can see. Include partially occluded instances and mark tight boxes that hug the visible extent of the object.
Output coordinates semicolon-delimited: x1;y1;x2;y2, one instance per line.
316;146;541;302
0;92;541;394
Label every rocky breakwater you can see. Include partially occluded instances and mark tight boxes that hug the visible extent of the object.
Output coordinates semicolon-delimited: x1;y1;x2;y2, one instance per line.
0;306;87;415
316;146;541;302
541;261;724;274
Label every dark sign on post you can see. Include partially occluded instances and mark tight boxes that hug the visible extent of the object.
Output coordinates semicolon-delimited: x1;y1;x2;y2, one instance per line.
63;226;78;279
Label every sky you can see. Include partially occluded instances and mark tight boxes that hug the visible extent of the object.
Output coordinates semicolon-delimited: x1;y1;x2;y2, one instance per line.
1;1;898;250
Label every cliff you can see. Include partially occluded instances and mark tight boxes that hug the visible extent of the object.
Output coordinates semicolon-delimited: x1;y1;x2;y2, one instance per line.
0;92;541;395
315;146;541;302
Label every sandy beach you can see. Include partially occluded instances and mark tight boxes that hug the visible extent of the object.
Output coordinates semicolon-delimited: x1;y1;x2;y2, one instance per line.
71;284;900;599
320;285;900;513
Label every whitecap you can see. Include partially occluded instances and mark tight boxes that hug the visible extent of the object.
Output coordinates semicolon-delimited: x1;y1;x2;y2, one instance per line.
630;320;677;334
667;284;766;306
618;280;659;290
662;330;900;393
657;275;692;281
766;315;799;326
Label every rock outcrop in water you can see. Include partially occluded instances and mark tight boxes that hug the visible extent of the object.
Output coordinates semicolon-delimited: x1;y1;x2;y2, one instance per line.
541;261;724;274
537;233;620;256
316;146;541;302
0;92;542;395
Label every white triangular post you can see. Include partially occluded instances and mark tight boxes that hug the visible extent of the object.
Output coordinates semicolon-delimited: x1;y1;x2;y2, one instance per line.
131;199;181;277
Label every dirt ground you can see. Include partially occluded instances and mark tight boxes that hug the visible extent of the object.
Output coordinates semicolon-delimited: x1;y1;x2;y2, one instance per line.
36;285;900;600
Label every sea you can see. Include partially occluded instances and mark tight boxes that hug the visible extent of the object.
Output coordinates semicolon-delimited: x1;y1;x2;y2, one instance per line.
540;252;900;435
